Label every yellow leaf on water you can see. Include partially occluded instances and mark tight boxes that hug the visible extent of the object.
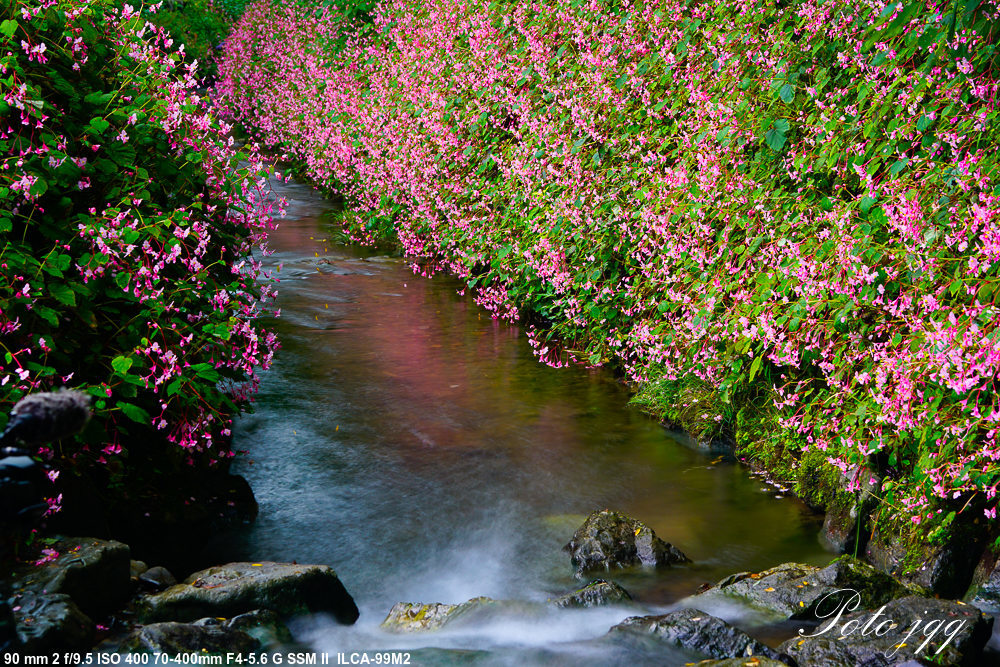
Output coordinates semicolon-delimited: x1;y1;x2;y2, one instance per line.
799;601;805;607
634;527;641;536
764;587;775;592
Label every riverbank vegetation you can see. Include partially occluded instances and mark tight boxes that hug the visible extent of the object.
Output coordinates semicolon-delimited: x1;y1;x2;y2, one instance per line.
0;0;276;556
217;0;1000;553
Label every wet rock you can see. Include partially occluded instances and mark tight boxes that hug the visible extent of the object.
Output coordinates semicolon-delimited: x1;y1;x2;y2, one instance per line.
549;580;632;608
692;556;914;620
222;609;293;649
12;592;93;652
11;536;130;619
564;509;689;575
965;550;1000;612
382;602;460;633
606;608;787;662
381;597;542;633
121;622;258;655
136;562;359;625
778;596;992;666
866;528;985;599
130;560;149;579
139;566;177;591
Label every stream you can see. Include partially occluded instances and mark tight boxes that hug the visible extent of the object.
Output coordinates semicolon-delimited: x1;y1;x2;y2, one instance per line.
205;175;833;664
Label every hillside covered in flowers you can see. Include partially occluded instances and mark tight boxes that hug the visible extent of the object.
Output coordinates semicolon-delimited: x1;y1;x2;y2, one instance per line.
218;0;1000;553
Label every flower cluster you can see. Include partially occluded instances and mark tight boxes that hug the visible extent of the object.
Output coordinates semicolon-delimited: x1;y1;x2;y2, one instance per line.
1;0;278;481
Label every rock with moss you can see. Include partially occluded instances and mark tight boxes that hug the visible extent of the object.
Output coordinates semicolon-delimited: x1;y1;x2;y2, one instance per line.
381;597;542;633
606;608;789;663
965;550;1000;612
778;596;992;666
549;579;632;608
136;562;358;625
120;621;259;655
691;556;915;620
564;510;690;575
12;592;93;652
865;527;986;599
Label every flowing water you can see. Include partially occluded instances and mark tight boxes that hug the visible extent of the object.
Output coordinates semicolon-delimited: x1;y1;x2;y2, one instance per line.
206;176;833;664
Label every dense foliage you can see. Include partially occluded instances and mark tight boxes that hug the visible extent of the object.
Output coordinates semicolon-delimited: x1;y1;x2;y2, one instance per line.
144;0;246;80
218;0;1000;535
1;0;277;495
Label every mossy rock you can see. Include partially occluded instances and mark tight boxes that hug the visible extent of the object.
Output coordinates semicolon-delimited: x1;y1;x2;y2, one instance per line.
136;562;358;625
381;597;543;633
120;622;259;655
605;608;788;663
564;509;690;575
548;579;632;608
779;596;993;666
691;556;917;620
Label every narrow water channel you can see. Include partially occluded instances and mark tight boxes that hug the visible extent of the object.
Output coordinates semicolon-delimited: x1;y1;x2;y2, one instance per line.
207;176;832;664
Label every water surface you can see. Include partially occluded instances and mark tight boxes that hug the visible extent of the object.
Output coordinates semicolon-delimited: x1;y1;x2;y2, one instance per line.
209;176;832;664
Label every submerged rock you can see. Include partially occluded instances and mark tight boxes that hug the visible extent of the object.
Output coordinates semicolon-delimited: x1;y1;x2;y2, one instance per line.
121;621;258;655
606;608;788;663
548;580;632;608
136;562;359;625
778;596;992;666
564;509;690;575
692;556;914;620
12;592;93;652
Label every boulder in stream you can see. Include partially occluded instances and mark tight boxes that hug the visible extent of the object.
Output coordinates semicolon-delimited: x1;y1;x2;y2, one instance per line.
691;556;915;620
548;579;633;608
136;561;359;625
778;596;993;666
381;597;542;633
606;608;790;663
564;509;689;575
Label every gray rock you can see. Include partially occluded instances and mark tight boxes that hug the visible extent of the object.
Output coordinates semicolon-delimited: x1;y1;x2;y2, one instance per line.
564;509;689;575
130;560;149;579
139;566;177;591
549;580;632;608
966;550;1000;611
12;591;93;652
692;556;914;620
136;562;358;625
381;597;542;633
866;529;985;599
779;596;992;666
606;608;787;662
12;536;130;618
121;622;258;655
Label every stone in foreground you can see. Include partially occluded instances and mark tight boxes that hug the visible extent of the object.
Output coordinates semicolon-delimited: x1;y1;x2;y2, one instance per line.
778;596;992;666
12;592;93;652
606;608;788;663
121;622;259;655
548;579;633;608
564;509;689;575
136;562;359;625
692;556;914;620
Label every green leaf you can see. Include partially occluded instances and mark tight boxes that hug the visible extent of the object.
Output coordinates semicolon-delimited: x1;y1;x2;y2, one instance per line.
88;117;110;134
779;83;794;103
765;127;787;152
118;401;149;424
748;354;764;381
0;20;17;38
889;158;908;176
49;282;76;306
111;356;133;375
